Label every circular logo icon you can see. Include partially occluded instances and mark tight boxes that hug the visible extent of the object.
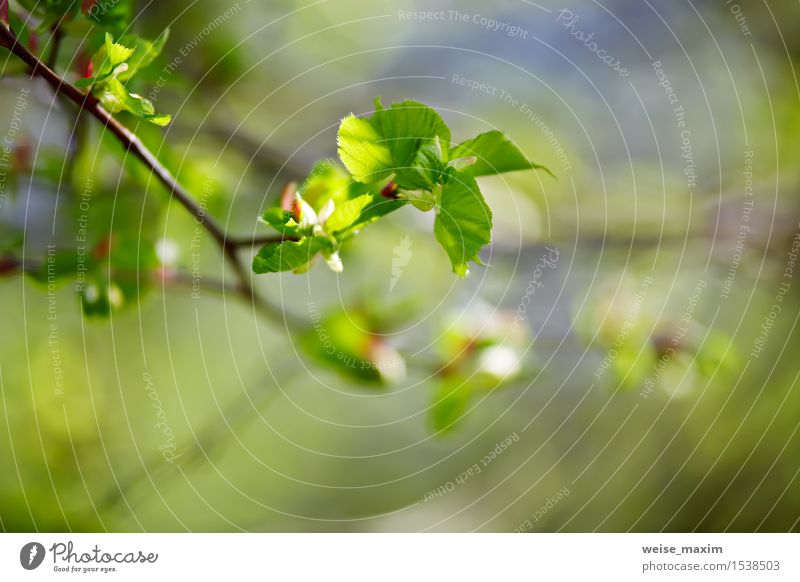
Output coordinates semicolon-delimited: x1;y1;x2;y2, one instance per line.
20;542;46;570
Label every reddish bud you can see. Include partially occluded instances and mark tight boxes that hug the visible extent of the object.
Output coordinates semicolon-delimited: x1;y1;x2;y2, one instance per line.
290;198;302;222
92;236;113;260
28;31;38;53
82;0;97;14
78;52;94;79
14;137;32;171
279;181;297;212
1;1;9;25
380;181;398;199
0;257;18;275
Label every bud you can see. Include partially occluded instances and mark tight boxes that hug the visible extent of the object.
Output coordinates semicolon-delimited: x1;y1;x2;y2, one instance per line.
292;195;317;231
279;181;298;211
380;180;398;199
76;51;93;79
0;257;18;276
82;0;97;14
155;238;180;266
92;236;113;260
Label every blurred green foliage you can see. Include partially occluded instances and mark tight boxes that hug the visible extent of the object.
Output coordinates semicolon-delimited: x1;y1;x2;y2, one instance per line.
0;0;798;533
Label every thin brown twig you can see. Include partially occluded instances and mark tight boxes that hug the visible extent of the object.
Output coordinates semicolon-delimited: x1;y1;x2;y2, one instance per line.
178;123;313;181
0;22;295;327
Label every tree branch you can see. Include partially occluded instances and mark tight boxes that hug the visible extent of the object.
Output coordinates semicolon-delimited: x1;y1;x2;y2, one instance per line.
0;22;294;327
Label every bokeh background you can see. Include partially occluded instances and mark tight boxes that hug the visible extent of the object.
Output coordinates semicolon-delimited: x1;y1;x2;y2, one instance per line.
1;0;799;532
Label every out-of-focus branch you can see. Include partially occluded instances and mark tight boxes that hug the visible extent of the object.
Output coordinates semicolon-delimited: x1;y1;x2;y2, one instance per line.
200;123;316;182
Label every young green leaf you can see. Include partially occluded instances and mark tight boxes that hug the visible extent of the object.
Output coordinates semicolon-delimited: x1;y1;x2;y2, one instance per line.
260;208;301;236
77;33;171;125
25;250;81;284
96;78;171;125
252;237;331;274
324;194;374;234
76;32;134;88
433;172;492;277
370;99;451;170
346;195;407;234
301;309;401;386
298;160;361;208
431;380;472;433
337;115;394;184
449;130;553;178
337;99;451;187
117;29;169;82
102;31;135;69
393;135;446;191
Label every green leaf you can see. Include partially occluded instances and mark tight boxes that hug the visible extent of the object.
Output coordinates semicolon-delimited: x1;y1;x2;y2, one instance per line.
449;130;553;178
78;33;135;88
117;29;169;82
347;196;407;234
260;208;301;236
371;99;451;168
325;194;374;234
96;78;171;125
78;32;171;126
252;237;331;274
301;310;391;386
75;29;169;89
393;135;446;191
145;114;172;127
372;100;450;162
337;99;451;186
103;31;135;69
431;380;472;433
80;280;125;318
433;172;492;277
297;160;360;209
25;250;81;285
74;77;97;89
107;237;160;271
337;115;394;184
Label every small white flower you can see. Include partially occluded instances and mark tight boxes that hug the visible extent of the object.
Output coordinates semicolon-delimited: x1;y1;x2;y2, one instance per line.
479;346;521;380
84;284;100;303
108;284;124;310
155;238;179;266
324;250;343;273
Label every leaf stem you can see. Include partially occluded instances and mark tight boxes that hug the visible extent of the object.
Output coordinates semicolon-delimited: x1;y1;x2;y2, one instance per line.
45;24;62;69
